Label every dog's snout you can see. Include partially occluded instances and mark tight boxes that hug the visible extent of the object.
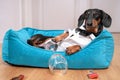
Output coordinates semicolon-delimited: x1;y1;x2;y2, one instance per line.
86;17;93;26
87;22;92;26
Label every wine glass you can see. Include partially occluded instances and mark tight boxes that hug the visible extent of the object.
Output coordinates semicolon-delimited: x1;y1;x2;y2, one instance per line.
49;53;68;75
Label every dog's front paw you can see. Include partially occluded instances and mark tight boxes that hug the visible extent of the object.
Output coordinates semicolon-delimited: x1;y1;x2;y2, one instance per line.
53;32;69;42
66;48;75;55
66;45;81;55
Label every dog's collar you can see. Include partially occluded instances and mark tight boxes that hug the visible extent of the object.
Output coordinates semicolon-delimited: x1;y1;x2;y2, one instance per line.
75;26;91;36
76;25;96;39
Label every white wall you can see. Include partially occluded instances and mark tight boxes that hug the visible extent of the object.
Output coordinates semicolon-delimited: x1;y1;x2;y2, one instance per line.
0;0;120;43
32;0;75;30
0;0;22;43
43;0;75;30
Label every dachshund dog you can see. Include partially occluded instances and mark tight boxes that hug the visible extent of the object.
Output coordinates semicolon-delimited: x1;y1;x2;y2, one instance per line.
27;34;53;49
77;8;112;36
27;9;112;55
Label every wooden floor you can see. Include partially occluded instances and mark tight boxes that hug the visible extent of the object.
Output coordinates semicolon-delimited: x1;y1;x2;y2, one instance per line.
0;33;120;80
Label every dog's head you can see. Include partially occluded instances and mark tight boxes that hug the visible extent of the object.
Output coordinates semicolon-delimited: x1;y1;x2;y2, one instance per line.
78;9;112;34
27;34;52;48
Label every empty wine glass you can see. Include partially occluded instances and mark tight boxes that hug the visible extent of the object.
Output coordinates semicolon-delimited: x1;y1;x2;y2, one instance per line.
49;53;68;75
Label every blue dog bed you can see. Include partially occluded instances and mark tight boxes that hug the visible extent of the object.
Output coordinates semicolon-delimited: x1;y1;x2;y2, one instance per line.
2;27;114;69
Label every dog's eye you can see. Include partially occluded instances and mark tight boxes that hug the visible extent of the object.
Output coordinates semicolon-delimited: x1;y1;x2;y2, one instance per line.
95;15;101;20
39;41;44;44
94;14;99;17
35;41;43;45
35;43;40;45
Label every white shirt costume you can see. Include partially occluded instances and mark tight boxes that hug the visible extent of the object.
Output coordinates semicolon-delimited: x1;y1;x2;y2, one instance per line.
39;26;96;51
56;27;96;51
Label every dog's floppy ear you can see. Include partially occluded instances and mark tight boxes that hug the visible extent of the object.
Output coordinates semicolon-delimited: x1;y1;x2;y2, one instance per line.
102;11;112;28
78;13;85;27
27;39;34;46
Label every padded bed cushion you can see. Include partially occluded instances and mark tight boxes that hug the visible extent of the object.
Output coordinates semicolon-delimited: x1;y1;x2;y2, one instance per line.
2;27;114;69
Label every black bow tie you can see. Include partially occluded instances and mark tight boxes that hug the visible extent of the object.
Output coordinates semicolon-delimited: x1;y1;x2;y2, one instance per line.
75;28;92;36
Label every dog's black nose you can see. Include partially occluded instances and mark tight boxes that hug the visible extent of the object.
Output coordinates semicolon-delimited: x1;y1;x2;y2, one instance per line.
87;23;92;26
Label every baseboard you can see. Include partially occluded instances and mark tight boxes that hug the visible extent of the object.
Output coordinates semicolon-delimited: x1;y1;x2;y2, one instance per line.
111;32;120;34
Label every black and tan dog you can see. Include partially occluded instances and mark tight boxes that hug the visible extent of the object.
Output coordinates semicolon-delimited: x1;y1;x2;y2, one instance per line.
77;8;112;36
27;8;112;55
27;34;53;48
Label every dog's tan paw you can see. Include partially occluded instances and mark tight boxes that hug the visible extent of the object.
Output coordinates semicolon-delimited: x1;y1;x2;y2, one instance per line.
66;45;81;55
66;48;74;55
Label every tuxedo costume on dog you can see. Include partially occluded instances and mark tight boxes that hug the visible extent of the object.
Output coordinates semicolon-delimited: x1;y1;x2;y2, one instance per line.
56;27;96;51
38;26;96;52
27;8;112;54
